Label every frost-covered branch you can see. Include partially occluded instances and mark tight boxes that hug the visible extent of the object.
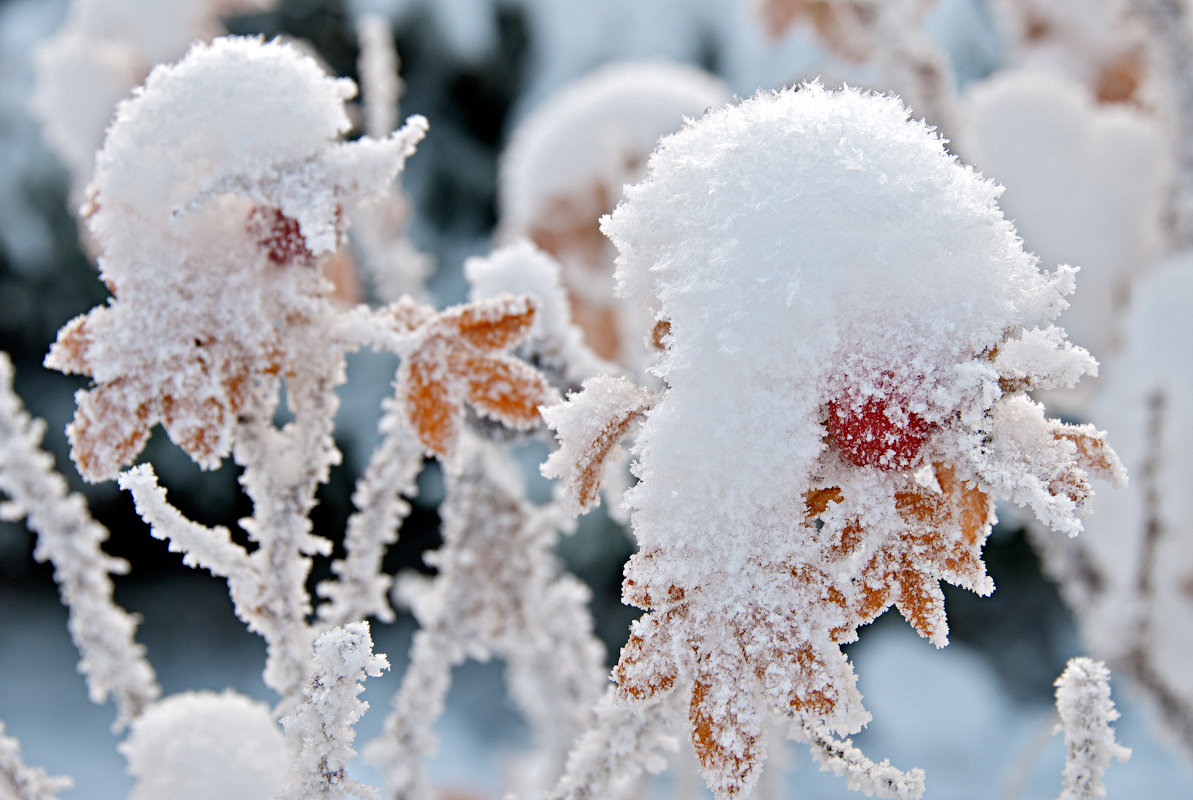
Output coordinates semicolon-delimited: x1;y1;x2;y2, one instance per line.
0;721;72;800
282;622;389;800
370;442;606;799
0;353;158;729
1129;0;1193;246
317;392;424;629
790;717;925;800
1054;658;1130;800
356;13;400;141
546;688;680;800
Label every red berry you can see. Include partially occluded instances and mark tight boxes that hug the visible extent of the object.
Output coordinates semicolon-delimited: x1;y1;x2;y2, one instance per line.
827;395;931;470
250;207;312;265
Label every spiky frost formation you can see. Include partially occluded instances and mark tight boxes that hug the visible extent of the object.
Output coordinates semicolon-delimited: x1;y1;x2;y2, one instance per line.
44;36;426;481
583;83;1121;797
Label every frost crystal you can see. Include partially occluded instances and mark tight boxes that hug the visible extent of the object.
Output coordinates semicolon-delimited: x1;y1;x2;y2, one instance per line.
543;83;1123;797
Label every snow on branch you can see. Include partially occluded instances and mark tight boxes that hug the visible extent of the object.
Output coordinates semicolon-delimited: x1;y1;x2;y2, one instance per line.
316;391;424;628
282;622;389;800
0;352;158;729
546;687;680;800
1054;657;1130;800
117;464;251;579
0;721;72;800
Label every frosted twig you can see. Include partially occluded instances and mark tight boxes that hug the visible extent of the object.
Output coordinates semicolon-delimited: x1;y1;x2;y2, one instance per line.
1118;389;1193;759
370;441;605;798
356;13;400;140
233;348;342;704
1053;658;1130;800
790;717;926;800
0;353;158;729
365;623;453;800
547;687;680;800
119;464;253;579
282;622;389;800
317;390;424;629
0;721;72;800
120;455;321;703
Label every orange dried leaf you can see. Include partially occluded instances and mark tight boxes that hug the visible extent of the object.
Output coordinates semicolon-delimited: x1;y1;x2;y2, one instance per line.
689;677;762;797
402;356;458;458
70;383;153;483
464;356;556;429
451;298;536;351
398;296;556;459
45;313;94;376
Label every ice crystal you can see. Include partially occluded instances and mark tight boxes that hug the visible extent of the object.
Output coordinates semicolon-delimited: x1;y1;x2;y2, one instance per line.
545;83;1121;798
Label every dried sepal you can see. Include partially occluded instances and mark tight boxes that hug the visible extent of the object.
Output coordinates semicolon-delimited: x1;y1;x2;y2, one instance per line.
810;463;994;647
541;374;656;515
1053;422;1127;487
68;382;153;483
398;295;559;461
689;675;764;798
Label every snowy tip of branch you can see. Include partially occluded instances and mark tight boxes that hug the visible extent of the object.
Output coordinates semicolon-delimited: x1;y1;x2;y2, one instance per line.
1054;657;1130;800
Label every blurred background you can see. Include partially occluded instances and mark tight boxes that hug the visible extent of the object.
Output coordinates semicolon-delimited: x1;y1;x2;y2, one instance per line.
0;0;1190;797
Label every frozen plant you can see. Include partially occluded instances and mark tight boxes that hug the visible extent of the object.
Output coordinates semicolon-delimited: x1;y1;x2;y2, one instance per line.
545;83;1122;799
750;0;956;129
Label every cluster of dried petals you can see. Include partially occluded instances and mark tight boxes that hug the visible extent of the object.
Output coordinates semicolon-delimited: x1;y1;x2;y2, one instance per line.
395;294;560;463
44;37;426;482
990;0;1148;105
498;62;728;366
753;0;935;59
545;84;1123;798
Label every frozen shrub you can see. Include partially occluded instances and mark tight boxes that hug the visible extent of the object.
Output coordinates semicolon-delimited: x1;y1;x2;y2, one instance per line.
1035;256;1193;760
988;0;1147;105
546;83;1121;798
